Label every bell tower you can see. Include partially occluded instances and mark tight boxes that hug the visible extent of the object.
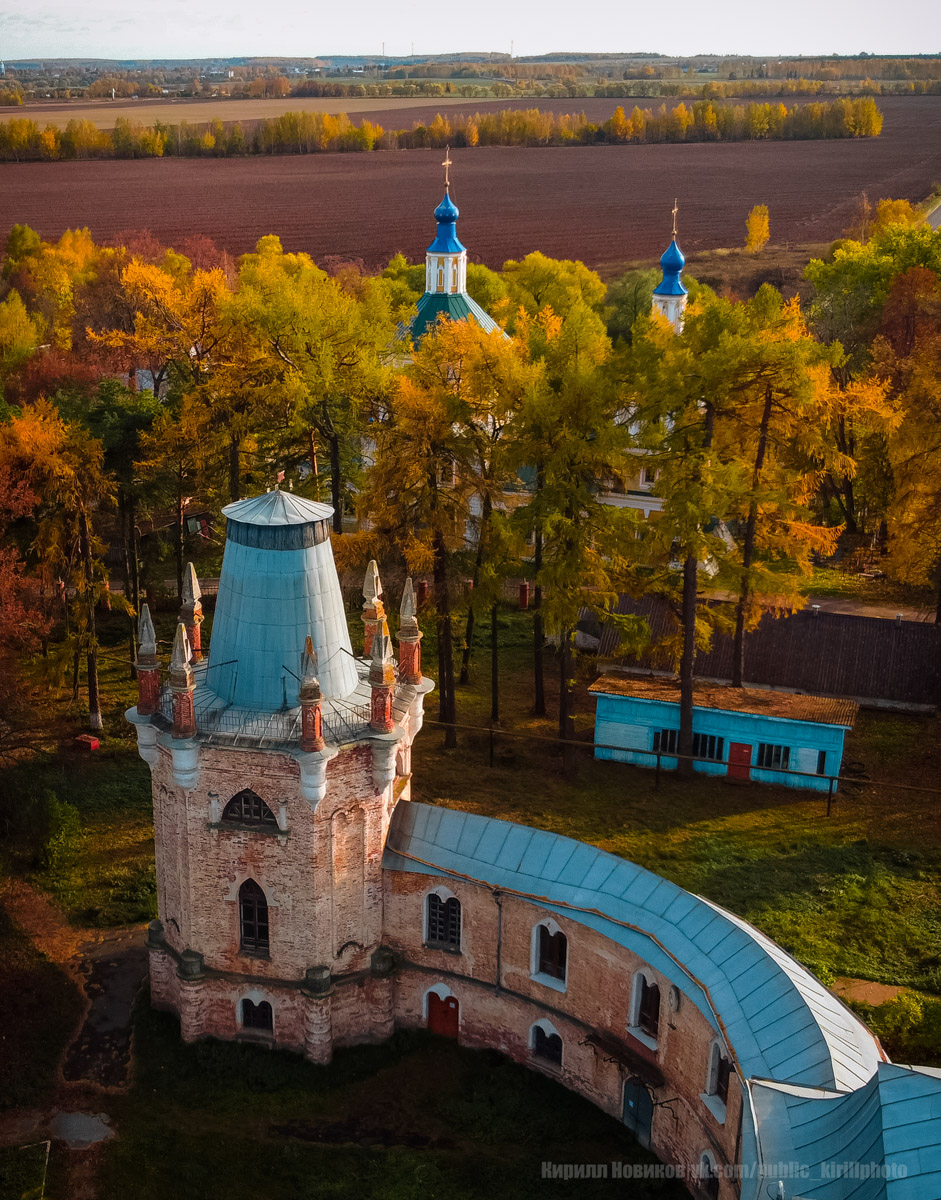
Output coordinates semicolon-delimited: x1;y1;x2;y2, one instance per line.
127;492;432;1062
651;200;688;333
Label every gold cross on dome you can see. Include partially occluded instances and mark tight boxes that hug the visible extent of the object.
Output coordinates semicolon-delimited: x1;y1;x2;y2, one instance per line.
442;145;452;189
672;197;679;238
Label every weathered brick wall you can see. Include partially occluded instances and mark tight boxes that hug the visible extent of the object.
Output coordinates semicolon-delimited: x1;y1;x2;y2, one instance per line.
149;728;411;983
383;868;742;1195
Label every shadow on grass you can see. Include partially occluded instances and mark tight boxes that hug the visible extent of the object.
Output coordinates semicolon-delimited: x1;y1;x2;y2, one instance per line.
98;1002;686;1200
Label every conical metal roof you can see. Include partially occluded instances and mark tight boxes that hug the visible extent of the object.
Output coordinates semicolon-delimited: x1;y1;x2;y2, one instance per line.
207;491;358;708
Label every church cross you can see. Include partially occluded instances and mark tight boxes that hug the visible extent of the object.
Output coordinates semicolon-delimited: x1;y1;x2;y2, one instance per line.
442;146;452;189
672;197;679;238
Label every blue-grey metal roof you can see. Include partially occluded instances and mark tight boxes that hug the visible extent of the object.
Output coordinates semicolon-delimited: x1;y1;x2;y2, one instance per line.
751;1064;941;1199
383;802;881;1093
206;491;358;707
223;492;334;526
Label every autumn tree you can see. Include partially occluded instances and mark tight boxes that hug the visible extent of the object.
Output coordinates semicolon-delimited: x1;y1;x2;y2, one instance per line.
232;237;396;530
745;204;770;254
357;319;514;747
511;300;644;758
0;401;111;729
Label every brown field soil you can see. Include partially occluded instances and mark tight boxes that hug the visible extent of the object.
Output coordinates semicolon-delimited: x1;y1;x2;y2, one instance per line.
2;96;940;272
3;93;504;130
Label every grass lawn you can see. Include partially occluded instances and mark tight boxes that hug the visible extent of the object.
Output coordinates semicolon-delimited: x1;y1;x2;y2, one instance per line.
806;566;935;608
97;1005;683;1200
415;607;941;994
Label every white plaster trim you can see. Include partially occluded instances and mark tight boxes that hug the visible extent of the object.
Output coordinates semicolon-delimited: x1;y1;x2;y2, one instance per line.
422;982;454;1017
237;989;275;1034
423;886;460;947
628;969;660;1050
530;918;567;993
627;1026;658;1052
529;1018;561;1044
699;1091;727;1125
293;745;338;809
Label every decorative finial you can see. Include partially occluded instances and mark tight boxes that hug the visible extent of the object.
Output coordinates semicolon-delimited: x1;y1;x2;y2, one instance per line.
442;145;452;191
363;559;382;605
170;621;192;671
182;562;201;604
370;627;389;667
301;634;319;686
400;577;417;627
672;197;679;239
138;603;157;656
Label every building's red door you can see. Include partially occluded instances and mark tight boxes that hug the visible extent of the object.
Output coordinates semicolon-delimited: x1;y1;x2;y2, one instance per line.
428;992;459;1037
728;742;752;780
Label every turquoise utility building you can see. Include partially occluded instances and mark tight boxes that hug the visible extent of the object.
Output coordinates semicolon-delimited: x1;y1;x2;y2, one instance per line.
589;675;858;792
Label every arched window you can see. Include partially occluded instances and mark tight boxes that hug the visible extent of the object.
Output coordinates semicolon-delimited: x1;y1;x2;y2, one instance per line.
437;264;444;290
537;923;566;981
629;971;660;1044
699;1151;720;1199
223;789;276;827
531;1021;563;1066
239;879;269;955
707;1040;732;1106
241;998;273;1032
426;893;461;950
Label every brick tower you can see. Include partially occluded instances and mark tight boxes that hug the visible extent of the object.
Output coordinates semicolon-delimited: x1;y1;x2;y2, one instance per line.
127;491;432;1062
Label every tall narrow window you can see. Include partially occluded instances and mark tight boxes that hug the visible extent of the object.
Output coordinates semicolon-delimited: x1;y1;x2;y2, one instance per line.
817;749;827;775
223;789;276;827
538;925;567;981
241;998;273;1032
637;978;660;1039
708;1041;732;1105
239;879;269;955
699;1153;720;1200
426;893;461;950
532;1025;563;1066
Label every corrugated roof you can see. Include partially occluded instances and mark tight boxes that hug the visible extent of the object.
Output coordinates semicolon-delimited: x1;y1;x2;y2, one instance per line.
409;291;506;342
383;801;881;1093
222;491;334;527
751;1064;941;1199
589;674;859;727
585;595;941;709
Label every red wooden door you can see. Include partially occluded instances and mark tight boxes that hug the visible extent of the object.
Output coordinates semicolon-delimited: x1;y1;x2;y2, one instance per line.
427;992;459;1037
727;742;752;780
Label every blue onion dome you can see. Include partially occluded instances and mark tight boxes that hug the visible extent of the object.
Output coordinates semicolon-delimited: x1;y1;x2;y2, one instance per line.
654;237;688;297
660;238;685;273
434;191;459;224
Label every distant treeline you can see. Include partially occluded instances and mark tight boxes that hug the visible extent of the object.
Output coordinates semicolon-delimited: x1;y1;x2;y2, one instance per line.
0;98;883;162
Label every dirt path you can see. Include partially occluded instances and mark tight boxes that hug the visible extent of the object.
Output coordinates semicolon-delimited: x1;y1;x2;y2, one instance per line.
0;879;148;1198
1;879;148;1091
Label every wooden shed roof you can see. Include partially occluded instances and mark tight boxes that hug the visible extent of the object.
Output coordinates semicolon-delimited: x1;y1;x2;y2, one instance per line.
589;674;859;727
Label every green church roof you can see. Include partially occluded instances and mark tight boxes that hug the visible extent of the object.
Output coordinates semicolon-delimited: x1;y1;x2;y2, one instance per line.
409;291;506;342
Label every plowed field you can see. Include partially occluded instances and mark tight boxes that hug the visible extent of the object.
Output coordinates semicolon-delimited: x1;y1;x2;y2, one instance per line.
2;97;939;270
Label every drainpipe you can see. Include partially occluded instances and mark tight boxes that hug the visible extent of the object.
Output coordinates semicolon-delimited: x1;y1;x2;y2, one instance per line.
493;889;503;993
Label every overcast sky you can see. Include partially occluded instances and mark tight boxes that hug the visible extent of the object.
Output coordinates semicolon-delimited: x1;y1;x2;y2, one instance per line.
1;0;938;62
